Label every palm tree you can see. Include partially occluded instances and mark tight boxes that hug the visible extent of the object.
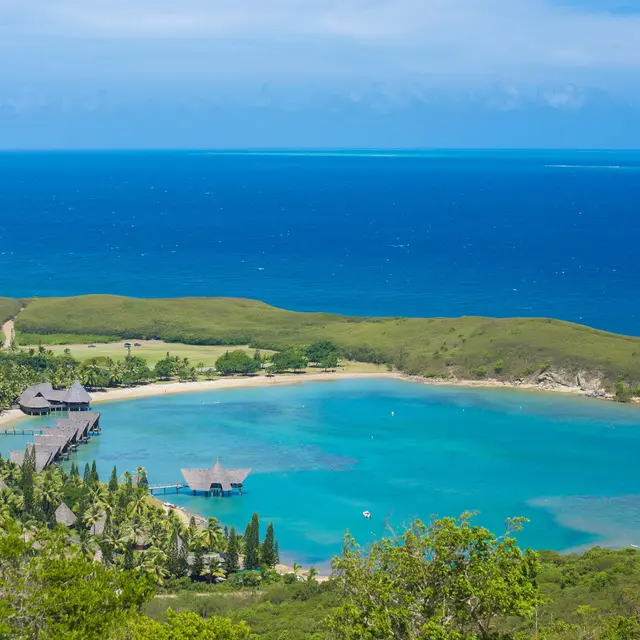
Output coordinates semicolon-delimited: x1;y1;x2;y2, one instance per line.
139;546;169;585
89;484;111;513
306;566;319;582
1;461;21;484
35;468;63;516
122;518;146;547
77;528;99;561
129;495;147;518
200;517;225;552
84;502;103;534
292;562;302;577
201;556;226;584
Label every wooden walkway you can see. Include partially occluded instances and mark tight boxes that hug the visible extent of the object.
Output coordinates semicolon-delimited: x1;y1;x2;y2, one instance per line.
1;428;44;436
149;483;186;495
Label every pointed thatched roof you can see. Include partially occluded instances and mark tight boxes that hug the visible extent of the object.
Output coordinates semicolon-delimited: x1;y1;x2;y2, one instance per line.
54;502;77;527
19;392;51;410
63;381;91;405
181;460;251;492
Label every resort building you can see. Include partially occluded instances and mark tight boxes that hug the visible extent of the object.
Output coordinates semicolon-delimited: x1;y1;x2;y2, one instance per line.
18;381;92;415
54;503;77;528
181;460;251;496
8;411;102;472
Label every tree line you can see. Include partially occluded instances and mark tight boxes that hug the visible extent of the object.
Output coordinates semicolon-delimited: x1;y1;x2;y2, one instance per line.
0;340;342;410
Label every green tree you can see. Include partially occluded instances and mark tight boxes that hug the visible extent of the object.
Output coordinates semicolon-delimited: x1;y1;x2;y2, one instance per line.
20;444;36;516
0;529;153;640
306;340;338;364
108;466;119;492
215;351;261;376
83;462;91;486
120;608;253;640
153;355;177;381
320;352;340;370
260;522;277;568
201;517;224;552
135;466;149;490
244;513;261;571
329;513;541;640
89;460;100;487
271;349;309;373
225;526;240;574
191;543;205;581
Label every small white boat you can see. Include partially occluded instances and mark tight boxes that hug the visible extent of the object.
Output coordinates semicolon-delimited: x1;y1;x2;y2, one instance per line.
363;510;372;519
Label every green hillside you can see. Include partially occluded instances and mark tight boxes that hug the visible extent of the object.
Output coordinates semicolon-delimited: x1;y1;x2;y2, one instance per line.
10;294;640;387
0;297;22;324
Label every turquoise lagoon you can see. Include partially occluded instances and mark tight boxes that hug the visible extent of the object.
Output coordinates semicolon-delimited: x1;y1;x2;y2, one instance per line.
4;378;640;568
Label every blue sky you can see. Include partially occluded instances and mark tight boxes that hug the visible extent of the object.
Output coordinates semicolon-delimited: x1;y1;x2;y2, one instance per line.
1;0;640;148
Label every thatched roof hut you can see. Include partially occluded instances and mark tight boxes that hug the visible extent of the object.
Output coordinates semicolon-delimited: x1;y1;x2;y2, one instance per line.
18;392;51;414
181;460;251;493
63;381;92;405
55;502;77;527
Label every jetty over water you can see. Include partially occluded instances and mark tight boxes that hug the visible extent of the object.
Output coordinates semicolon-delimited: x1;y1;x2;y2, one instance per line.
8;411;102;472
180;460;251;496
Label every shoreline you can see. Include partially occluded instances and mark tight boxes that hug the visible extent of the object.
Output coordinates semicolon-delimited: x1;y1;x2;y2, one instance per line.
0;370;632;428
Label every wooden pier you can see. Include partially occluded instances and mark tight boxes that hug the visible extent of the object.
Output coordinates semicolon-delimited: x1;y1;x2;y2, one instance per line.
1;428;44;436
149;483;186;495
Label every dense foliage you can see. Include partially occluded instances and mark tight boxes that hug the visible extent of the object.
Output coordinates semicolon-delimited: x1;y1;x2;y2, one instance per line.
10;294;640;389
2;458;640;639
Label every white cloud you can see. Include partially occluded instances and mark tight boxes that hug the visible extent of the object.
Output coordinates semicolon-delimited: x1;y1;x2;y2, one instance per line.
0;0;639;104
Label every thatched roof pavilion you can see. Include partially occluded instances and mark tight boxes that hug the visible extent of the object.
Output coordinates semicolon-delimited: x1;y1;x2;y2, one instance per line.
64;381;92;406
55;502;77;527
181;460;251;495
18;392;51;415
18;381;92;415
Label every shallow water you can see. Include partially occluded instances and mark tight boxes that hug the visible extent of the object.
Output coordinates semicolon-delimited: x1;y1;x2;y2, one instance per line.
4;379;640;567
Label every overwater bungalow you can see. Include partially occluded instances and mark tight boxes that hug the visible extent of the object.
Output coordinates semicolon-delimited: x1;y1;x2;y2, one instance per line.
8;410;102;472
181;460;251;496
18;380;92;415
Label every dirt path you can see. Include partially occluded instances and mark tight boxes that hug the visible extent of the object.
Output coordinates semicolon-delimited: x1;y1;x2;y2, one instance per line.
1;318;14;348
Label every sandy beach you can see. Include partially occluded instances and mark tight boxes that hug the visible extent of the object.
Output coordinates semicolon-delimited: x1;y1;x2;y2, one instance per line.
0;369;626;429
0;372;396;428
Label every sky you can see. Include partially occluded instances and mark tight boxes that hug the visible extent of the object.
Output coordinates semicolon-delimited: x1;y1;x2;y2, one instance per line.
1;0;640;148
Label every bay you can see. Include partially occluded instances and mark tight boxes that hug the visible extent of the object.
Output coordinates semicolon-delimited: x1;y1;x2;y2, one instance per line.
4;378;640;568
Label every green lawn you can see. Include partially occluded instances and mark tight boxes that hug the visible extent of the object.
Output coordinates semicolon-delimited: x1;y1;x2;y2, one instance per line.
10;294;640;387
19;339;273;368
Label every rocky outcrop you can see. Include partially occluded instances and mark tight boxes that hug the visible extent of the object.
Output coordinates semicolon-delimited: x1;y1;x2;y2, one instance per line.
538;368;606;395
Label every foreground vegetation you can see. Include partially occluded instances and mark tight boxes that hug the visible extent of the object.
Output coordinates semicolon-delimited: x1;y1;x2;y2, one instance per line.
6;295;640;391
2;455;640;639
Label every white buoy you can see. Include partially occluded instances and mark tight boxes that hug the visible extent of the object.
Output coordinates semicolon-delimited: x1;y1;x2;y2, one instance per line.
363;510;372;519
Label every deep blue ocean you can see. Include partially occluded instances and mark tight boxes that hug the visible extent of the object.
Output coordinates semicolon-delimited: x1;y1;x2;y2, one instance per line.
1;149;639;334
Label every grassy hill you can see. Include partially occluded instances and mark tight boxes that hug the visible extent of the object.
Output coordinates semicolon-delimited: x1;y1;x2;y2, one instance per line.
0;297;23;324
9;294;640;388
